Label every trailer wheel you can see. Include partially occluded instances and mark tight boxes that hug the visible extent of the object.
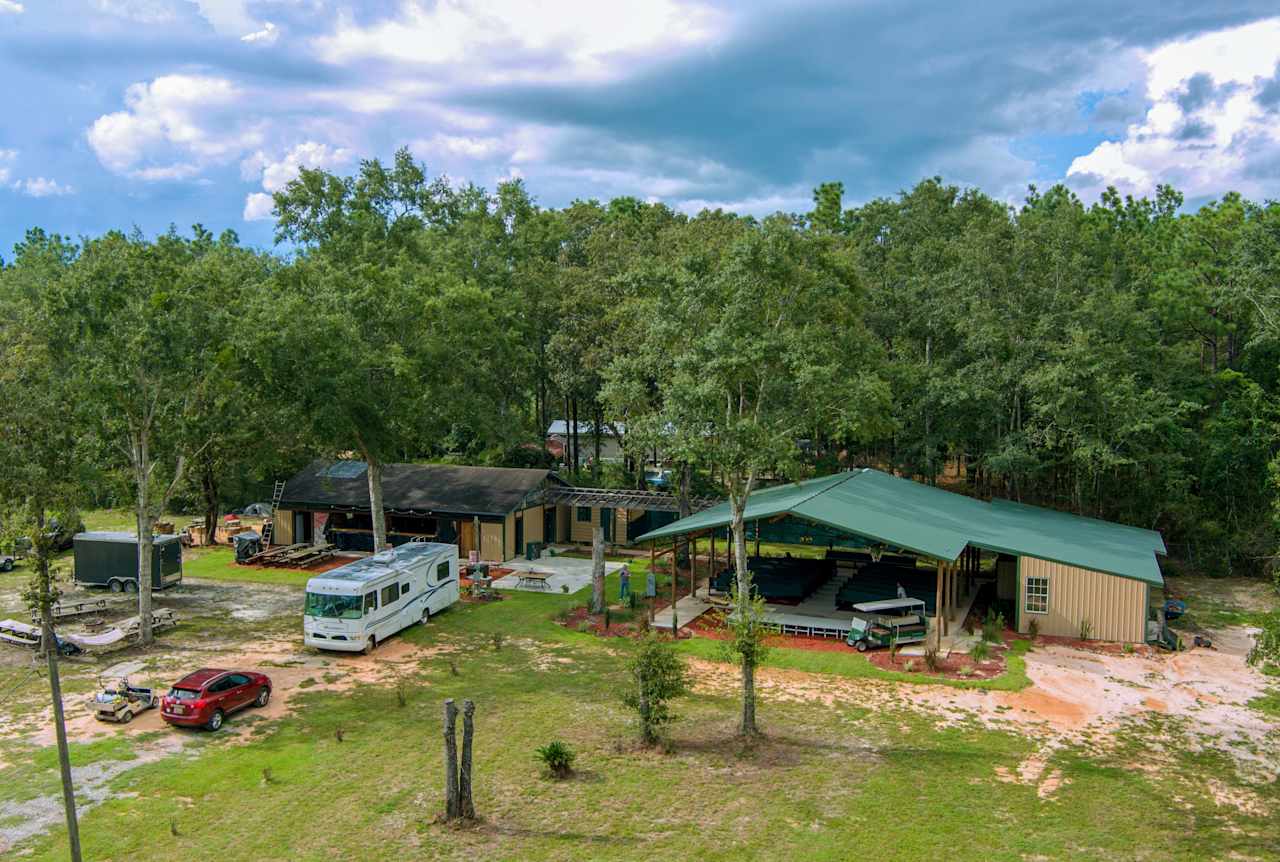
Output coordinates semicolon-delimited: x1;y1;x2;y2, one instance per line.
109;579;124;593
124;580;138;594
420;607;430;626
855;640;868;652
0;558;11;572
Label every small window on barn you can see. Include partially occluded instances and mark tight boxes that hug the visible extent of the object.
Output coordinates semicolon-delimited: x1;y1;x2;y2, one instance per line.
576;507;592;523
1025;575;1049;615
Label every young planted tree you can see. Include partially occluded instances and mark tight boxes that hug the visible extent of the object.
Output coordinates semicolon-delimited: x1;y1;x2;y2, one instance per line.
622;634;689;745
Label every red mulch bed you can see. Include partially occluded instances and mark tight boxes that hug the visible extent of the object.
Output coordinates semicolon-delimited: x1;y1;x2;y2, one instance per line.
867;647;1007;680
557;606;656;638
1031;634;1152;657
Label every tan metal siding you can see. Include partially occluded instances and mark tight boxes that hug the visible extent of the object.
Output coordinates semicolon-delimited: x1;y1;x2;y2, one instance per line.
480;522;504;562
503;512;516;561
523;506;544;544
570;506;597;543
274;509;293;545
556;505;570;542
1017;556;1145;643
614;508;628;543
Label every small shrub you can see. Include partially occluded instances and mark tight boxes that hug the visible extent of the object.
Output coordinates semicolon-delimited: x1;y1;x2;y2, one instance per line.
1122;642;1134;654
957;665;973;677
448;660;459;676
1079;618;1093;641
637;612;651;634
576;621;591;633
1027;618;1040;640
981;607;1005;642
535;740;576;778
888;644;899;665
904;659;917;673
261;766;275;785
623;634;690;745
491;632;506;651
970;640;991;662
334;727;344;743
396;685;407;707
169;818;180;837
923;645;941;672
561;584;570;594
628;591;637;610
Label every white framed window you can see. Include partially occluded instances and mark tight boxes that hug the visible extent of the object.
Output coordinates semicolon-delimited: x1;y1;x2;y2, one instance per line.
1025;575;1049;615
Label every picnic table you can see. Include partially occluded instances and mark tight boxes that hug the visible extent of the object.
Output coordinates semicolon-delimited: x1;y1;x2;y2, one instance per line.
516;571;553;591
31;597;112;624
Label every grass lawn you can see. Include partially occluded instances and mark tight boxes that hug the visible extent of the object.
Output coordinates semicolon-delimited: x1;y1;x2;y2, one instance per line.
182;546;313;588
5;536;1278;860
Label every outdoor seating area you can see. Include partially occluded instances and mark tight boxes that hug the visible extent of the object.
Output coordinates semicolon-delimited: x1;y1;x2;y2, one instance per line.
710;556;835;604
836;562;938;615
241;542;339;569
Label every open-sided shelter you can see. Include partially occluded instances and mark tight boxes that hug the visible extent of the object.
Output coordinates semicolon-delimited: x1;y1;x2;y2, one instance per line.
635;468;1166;643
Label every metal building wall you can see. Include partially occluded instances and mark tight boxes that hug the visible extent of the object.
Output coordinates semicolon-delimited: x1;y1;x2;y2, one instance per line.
1017;556;1146;643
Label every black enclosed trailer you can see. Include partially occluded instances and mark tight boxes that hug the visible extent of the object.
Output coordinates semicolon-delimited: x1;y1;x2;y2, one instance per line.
72;532;183;593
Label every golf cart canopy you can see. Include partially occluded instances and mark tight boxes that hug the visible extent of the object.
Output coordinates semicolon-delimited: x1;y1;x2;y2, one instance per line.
852;598;927;615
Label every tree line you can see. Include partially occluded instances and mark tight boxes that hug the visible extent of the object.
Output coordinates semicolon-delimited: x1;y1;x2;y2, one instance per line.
4;149;1280;623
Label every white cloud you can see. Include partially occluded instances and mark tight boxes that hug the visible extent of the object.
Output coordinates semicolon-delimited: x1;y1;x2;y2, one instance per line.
87;74;260;180
242;191;274;221
241;141;353;220
18;177;74;197
90;0;175;22
412;133;510;160
0;0;25;14
187;0;255;35
0;149;16;184
1067;17;1280;201
313;0;726;84
240;21;278;44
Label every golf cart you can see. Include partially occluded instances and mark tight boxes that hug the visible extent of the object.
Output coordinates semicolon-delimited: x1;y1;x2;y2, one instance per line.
90;676;159;724
846;597;929;652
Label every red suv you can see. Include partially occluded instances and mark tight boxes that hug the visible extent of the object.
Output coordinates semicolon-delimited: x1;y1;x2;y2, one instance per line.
160;668;272;731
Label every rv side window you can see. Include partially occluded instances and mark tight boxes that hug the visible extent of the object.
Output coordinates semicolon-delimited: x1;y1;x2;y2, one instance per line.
380;584;399;606
437;562;450;582
363;591;377;614
401;583;410;597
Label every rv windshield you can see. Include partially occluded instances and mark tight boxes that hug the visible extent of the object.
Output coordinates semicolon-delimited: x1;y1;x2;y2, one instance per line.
304;593;363;619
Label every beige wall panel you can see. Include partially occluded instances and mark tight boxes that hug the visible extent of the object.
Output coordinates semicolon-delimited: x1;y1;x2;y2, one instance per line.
1017;557;1145;643
504;512;516;560
480;522;504;562
570;506;597;543
523;506;544;544
274;509;293;545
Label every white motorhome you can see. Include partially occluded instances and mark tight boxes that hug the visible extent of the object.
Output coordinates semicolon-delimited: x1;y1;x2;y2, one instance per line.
303;542;459;653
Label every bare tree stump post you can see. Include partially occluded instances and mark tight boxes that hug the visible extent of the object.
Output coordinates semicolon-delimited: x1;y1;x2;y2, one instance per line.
459;699;475;819
443;699;459;820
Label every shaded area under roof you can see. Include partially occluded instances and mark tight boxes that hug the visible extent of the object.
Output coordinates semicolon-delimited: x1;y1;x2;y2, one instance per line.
634;469;1166;587
279;459;564;519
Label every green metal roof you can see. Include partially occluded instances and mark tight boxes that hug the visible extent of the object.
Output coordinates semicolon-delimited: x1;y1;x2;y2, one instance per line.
634;469;1166;587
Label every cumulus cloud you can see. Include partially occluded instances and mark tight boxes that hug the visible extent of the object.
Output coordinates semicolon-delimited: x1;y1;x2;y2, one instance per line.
0;149;16;183
1068;17;1280;200
240;140;353;220
240;21;278;44
18;177;74;197
87;74;260;179
313;0;726;84
90;0;176;22
0;0;24;13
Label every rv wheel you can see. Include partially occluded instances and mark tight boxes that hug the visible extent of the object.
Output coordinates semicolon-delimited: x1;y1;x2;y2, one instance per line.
420;607;430;626
362;637;375;655
109;579;123;594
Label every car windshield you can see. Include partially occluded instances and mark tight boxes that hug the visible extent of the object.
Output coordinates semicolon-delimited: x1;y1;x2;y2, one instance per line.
168;687;199;700
305;592;363;619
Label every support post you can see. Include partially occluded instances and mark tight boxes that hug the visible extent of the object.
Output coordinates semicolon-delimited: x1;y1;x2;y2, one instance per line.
459;699;475;820
443;699;459;820
671;539;678;634
649;543;656;623
935;560;945;642
710;530;716;593
754;520;761;558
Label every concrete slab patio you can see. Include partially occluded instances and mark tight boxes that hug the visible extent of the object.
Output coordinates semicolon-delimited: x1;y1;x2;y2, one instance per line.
492;554;627;594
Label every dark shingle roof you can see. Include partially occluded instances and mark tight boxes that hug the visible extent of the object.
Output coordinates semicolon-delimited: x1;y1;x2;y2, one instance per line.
279;459;562;519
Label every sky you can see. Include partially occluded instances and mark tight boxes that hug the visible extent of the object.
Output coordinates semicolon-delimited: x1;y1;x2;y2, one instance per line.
2;1;1280;252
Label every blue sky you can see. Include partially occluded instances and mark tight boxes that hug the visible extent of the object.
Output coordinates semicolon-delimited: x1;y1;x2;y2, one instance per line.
2;1;1280;253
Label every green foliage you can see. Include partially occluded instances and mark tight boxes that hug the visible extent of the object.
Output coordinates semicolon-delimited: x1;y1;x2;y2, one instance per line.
622;634;689;745
1247;613;1280;671
534;740;576;778
981;608;1005;642
923;645;941;673
970;640;991;662
718;583;773;672
1079;619;1094;641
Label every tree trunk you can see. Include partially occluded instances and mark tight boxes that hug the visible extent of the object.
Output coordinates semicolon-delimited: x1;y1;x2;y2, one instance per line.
592;406;602;481
34;511;83;861
443;699;459;820
571;399;580;478
590;525;605;614
201;458;219;546
729;488;756;736
459;699;476;819
134;433;155;646
367;456;387;552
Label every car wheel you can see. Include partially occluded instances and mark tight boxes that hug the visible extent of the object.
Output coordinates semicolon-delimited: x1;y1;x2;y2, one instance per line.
120;710;133;724
254;687;270;708
109;579;123;594
124;580;138;594
362;636;375;655
206;709;224;731
855;640;868;652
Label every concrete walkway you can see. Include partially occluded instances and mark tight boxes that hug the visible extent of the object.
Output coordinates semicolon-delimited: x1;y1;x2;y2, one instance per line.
492;554;626;595
651;593;712;630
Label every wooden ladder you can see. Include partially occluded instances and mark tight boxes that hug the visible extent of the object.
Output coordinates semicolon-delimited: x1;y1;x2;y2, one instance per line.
261;480;286;547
